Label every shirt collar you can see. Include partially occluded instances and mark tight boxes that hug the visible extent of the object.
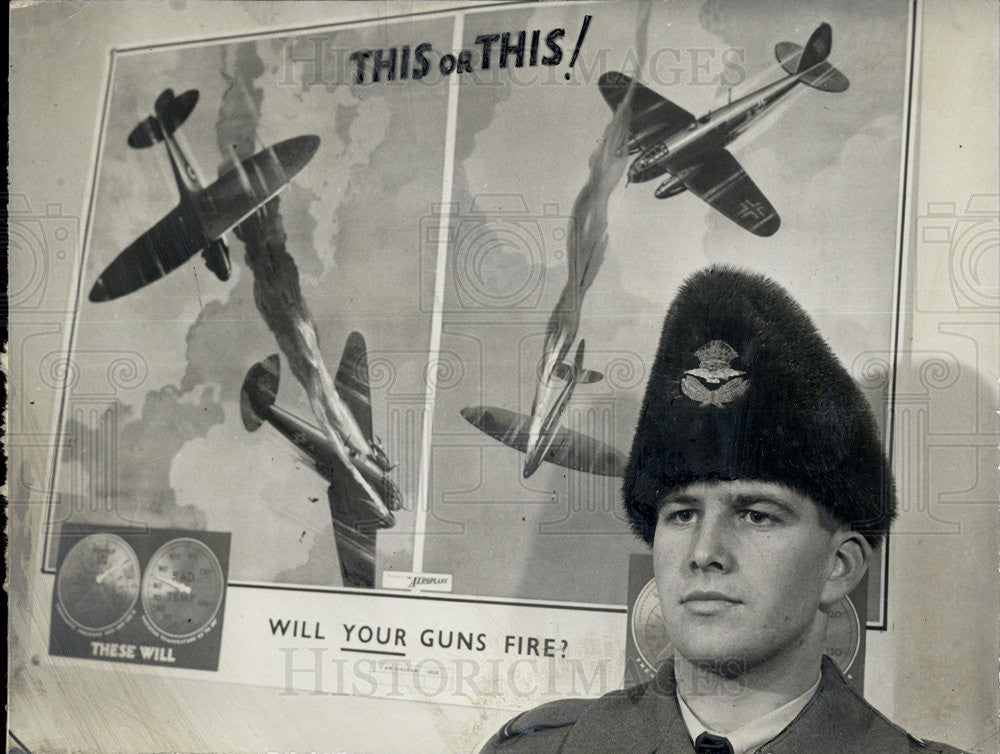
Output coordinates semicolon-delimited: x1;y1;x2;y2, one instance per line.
677;674;822;754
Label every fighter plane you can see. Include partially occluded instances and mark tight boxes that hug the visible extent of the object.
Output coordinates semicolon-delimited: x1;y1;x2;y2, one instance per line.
88;88;320;302
461;340;627;479
240;332;401;588
598;23;849;236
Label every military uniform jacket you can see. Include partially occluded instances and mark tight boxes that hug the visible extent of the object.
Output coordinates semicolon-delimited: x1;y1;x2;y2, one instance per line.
481;656;966;753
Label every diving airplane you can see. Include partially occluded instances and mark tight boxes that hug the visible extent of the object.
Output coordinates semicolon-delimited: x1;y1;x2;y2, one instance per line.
461;340;627;479
88;88;319;302
240;333;401;588
598;23;849;236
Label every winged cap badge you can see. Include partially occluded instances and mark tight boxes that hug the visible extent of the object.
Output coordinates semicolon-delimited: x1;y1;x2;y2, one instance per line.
680;340;749;407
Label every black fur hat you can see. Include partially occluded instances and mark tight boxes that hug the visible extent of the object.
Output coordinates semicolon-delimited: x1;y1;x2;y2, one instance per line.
623;266;895;546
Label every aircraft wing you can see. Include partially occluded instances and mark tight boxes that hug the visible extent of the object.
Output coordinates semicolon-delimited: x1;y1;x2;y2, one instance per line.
598;72;696;151
335;332;374;442
89;204;207;302
198;134;319;240
328;470;383;589
461;406;627;478
681;149;781;236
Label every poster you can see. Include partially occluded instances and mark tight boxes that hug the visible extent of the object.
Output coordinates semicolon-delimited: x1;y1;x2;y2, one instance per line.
8;2;998;753
48;524;231;671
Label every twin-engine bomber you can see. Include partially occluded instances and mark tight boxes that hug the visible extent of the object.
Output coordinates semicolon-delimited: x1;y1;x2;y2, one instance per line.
240;333;400;589
600;23;849;236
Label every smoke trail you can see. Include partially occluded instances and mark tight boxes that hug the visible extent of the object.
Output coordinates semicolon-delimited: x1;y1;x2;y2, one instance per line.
234;204;386;491
528;6;650;431
218;44;394;520
544;4;651;367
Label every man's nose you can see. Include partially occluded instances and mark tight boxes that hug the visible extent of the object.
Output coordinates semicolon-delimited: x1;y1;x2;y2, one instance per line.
688;515;733;572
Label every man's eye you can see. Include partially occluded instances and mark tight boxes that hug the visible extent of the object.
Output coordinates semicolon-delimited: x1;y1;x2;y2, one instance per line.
742;509;776;525
665;509;697;523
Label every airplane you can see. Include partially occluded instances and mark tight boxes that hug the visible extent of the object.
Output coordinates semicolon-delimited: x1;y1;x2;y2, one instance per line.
461;340;627;479
88;88;320;302
240;332;401;588
598;23;849;237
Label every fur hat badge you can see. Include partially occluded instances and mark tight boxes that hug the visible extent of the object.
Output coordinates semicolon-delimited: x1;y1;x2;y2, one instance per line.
622;266;896;546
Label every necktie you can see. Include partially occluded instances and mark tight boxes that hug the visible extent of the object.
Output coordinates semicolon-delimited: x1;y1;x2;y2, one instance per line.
694;732;734;754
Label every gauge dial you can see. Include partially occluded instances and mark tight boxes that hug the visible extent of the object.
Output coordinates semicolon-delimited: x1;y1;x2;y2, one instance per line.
55;533;140;634
823;594;862;673
629;577;861;675
630;578;674;675
141;537;224;641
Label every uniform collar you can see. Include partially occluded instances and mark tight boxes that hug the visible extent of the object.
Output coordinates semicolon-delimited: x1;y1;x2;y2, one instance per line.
563;655;916;753
676;673;821;754
759;656;915;754
562;659;689;753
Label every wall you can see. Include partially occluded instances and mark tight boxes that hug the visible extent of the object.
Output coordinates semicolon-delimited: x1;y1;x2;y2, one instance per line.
8;2;998;752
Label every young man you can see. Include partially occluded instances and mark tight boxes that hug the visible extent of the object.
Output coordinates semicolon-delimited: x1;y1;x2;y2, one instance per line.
482;267;964;753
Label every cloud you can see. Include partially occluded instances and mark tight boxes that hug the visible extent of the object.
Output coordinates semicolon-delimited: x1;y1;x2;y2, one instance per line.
59;385;222;531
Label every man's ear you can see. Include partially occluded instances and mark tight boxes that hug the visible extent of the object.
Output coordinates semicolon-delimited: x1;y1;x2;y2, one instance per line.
820;529;872;609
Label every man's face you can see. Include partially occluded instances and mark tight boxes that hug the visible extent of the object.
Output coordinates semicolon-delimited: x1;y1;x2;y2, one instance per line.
653;479;842;671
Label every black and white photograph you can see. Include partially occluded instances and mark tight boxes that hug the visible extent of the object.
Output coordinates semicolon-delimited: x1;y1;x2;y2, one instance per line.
7;1;998;752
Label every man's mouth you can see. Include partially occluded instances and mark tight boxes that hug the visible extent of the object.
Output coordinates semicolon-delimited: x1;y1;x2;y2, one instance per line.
680;591;742;614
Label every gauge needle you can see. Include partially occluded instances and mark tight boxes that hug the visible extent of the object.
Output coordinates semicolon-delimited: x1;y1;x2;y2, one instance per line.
154;575;193;594
95;560;130;584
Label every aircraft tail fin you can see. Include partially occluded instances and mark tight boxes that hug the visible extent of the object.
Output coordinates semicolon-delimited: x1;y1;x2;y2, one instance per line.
154;88;200;134
241;354;280;431
797;23;832;72
573;339;587;375
127;88;200;148
572;340;603;384
775;24;849;92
